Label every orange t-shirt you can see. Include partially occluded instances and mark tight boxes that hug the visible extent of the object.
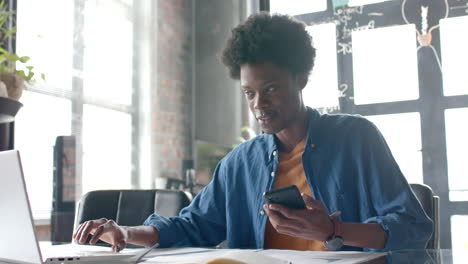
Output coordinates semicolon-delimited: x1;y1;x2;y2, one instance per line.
264;138;326;251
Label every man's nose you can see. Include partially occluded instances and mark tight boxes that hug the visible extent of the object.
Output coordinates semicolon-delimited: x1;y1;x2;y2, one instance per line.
254;93;269;109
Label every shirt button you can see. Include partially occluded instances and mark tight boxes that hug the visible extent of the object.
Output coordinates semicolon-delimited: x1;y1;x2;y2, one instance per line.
270;171;275;177
273;151;277;156
260;210;265;215
310;143;315;148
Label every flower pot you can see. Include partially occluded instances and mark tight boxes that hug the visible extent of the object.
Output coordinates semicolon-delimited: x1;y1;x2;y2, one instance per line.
0;97;23;151
0;97;23;124
0;73;24;101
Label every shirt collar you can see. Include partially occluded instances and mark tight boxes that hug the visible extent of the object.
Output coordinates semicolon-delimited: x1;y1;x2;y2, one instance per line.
265;107;321;162
305;107;321;151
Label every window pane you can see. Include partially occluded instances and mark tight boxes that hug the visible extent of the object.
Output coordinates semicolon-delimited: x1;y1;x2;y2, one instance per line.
440;16;468;96
352;24;419;105
445;108;468;201
303;23;339;110
14;91;72;219
82;105;132;194
16;0;74;91
365;113;423;183
348;0;392;6
82;0;133;106
270;0;327;16
451;215;468;262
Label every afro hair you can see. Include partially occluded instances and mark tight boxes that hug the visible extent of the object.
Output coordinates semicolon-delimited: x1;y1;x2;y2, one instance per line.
221;12;316;80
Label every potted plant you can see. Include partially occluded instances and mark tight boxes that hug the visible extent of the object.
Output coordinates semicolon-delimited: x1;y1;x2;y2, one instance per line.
0;0;43;102
0;0;42;151
0;48;37;100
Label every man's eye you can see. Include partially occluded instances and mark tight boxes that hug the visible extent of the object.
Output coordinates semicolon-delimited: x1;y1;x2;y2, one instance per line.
244;91;254;99
266;87;275;93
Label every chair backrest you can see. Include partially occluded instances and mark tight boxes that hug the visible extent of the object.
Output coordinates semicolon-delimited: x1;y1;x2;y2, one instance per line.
75;189;192;229
409;183;440;249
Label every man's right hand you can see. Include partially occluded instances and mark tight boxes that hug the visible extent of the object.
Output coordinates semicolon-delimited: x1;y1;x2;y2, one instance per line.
73;218;128;252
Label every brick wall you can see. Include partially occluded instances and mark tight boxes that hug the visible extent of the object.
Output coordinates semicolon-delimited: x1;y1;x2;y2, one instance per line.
153;0;193;181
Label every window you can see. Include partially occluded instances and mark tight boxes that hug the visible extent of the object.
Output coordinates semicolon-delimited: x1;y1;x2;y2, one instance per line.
269;0;327;16
303;23;339;111
352;24;419;105
451;215;468;261
445;108;468;201
15;92;71;219
440;16;468;97
81;105;133;194
347;0;392;7
15;0;141;219
365;113;422;184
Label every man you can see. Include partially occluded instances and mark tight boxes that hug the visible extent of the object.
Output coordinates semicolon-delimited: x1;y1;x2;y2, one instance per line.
73;12;432;252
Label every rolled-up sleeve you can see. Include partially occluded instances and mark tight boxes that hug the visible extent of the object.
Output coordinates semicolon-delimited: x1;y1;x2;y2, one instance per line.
356;119;433;252
143;162;228;247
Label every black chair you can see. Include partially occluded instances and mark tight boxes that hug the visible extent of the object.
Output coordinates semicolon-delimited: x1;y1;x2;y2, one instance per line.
74;189;192;245
410;183;440;249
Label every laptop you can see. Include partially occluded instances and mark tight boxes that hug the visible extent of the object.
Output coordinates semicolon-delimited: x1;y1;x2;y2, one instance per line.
0;150;138;264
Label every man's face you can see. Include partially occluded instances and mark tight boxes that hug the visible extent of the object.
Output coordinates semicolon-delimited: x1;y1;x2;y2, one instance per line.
240;62;305;134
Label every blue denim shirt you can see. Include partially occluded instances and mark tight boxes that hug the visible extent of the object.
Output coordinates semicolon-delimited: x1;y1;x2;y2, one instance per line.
144;108;433;251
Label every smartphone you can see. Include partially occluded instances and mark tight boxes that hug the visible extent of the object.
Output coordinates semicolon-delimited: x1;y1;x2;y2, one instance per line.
263;185;306;209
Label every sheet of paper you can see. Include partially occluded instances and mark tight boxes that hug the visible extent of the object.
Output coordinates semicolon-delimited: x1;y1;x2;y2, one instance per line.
142;248;385;264
141;247;220;259
204;250;289;264
143;248;237;264
260;250;387;264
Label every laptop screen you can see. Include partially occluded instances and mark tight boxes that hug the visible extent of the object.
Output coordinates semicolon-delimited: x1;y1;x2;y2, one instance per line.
0;150;43;264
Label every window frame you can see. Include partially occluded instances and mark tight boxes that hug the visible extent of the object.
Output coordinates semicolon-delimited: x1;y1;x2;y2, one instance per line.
12;0;141;219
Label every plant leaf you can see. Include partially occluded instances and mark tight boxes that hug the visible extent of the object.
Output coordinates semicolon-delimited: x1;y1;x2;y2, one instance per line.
5;53;19;61
4;26;17;39
26;71;34;81
16;70;26;79
0;64;7;73
19;56;30;63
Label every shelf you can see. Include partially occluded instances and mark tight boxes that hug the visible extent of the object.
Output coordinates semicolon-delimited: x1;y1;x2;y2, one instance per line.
0;97;23;123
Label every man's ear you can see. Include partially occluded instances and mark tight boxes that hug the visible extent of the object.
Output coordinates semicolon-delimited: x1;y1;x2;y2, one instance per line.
296;73;308;90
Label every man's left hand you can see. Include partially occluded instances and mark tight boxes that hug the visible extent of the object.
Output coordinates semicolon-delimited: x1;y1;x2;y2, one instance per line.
264;193;334;242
